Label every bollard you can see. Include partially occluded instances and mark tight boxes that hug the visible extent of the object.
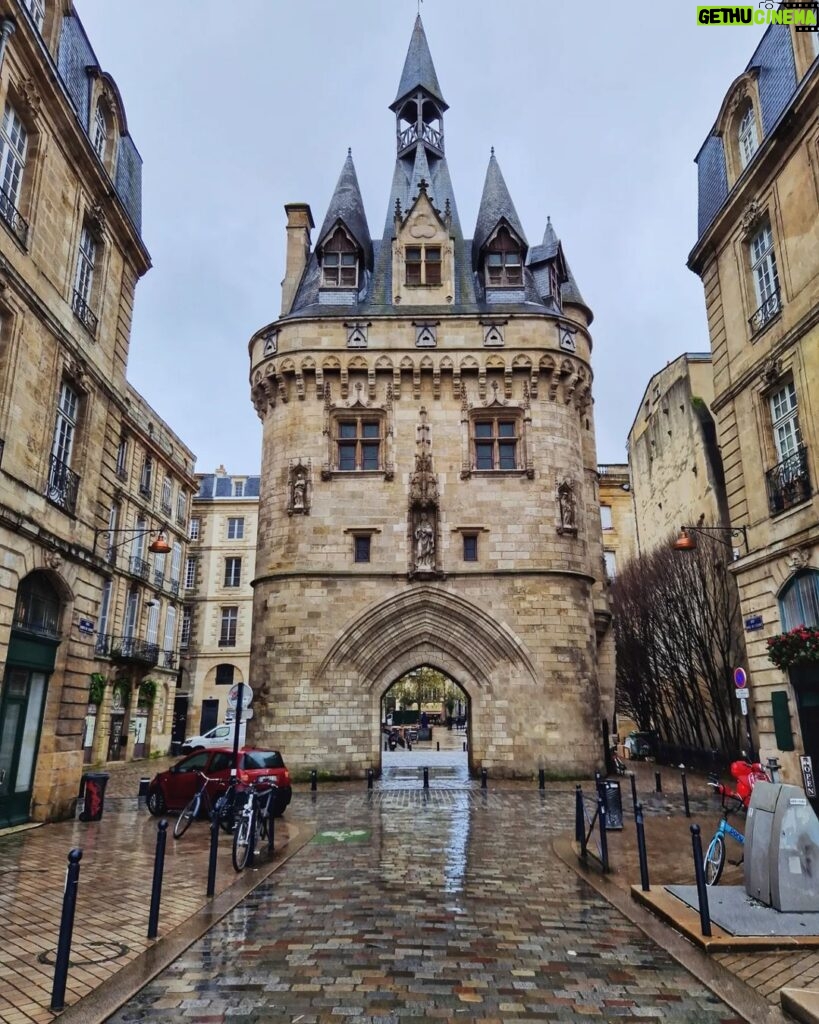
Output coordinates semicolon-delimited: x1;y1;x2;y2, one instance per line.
635;802;650;891
138;777;150;800
206;814;219;897
629;771;638;817
367;768;374;790
147;819;168;940
655;770;662;793
423;766;429;789
597;792;610;873
463;741;467;752
310;769;317;792
436;741;440;751
384;739;388;751
538;768;546;791
690;824;712;936
481;767;488;790
49;848;83;1013
575;785;584;845
681;768;691;818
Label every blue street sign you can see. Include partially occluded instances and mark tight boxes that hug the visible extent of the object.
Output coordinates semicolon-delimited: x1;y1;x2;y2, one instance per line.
744;614;764;631
78;618;95;635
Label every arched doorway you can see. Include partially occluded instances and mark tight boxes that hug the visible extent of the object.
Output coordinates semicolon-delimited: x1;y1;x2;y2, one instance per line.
382;665;469;741
0;572;64;825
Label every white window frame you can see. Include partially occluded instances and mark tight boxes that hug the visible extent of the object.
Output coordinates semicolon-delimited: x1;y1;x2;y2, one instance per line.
600;505;613;531
0;101;28;212
184;556;197;590
234;480;244;497
124;587;139;639
162;605;177;653
161;476;173;511
750;223;779;308
603;550;617;579
146;601;161;646
219;606;238;647
176;490;188;524
737;105;758;169
770;382;802;463
98;579;113;640
74;225;97;307
115;437;128;478
22;0;45;30
51;382;78;468
170;541;182;587
227;517;244;540
224;556;242;588
189;517;201;541
92;102;108;161
180;606;192;649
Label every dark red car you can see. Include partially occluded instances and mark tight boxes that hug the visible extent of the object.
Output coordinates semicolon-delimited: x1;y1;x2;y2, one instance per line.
147;747;292;818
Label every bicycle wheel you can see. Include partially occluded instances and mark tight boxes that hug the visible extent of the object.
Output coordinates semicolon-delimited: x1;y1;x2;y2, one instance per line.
704;834;725;885
174;793;200;838
232;809;254;871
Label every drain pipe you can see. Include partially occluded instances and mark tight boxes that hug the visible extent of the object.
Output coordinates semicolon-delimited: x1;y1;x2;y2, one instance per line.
0;19;16;74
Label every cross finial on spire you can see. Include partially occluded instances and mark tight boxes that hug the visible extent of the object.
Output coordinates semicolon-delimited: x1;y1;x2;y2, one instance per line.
348;147;352;156
491;146;495;156
417;177;429;195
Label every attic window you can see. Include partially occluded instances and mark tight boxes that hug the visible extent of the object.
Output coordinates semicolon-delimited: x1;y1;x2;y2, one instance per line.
485;227;522;287
406;245;441;287
322;227;358;289
737;104;758;169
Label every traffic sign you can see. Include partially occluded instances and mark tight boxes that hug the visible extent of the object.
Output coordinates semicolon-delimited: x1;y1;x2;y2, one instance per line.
735;689;750;699
740;697;748;716
227;684;253;709
733;667;748;689
226;707;254;722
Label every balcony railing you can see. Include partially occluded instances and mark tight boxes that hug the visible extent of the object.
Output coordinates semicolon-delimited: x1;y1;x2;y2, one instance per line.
168;579;180;597
72;289;98;334
128;555;151;580
153;569;164;588
161;500;172;516
95;633;111;657
109;636;160;667
0;186;29;247
138;480;152;498
218;637;236;648
13;594;60;640
115;463;128;481
45;454;80;515
766;445;811;515
162;649;177;669
749;288;781;336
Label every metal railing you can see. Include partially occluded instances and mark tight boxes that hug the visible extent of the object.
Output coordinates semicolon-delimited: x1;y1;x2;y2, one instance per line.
0;186;29;246
766;444;811;514
95;634;111;657
109;636;160;667
167;579;180;597
160;500;172;515
128;555;150;580
153;569;164;588
115;463;128;481
13;594;60;639
748;288;781;335
162;650;177;669
71;289;98;334
45;454;80;515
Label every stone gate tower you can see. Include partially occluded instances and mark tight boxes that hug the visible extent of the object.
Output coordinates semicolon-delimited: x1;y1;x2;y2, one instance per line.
248;17;613;778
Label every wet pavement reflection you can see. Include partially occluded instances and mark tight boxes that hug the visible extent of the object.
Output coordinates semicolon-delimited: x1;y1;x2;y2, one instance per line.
107;755;740;1023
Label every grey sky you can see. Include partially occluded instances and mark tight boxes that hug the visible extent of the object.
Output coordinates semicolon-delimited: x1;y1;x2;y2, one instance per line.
74;1;765;474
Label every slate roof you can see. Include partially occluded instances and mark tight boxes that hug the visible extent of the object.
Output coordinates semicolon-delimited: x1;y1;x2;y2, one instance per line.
391;15;448;110
316;150;373;267
472;152;528;267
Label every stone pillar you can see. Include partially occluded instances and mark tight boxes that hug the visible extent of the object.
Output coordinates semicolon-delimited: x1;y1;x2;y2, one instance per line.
281;203;314;316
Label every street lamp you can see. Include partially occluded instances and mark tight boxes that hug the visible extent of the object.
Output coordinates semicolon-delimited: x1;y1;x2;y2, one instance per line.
672;524;748;559
93;526;172;557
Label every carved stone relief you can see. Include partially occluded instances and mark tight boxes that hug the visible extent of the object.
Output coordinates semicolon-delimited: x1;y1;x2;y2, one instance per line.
288;459;310;515
408;407;441;576
556;477;578;535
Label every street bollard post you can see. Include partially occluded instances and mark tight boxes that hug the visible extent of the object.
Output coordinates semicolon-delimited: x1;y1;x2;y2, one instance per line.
681;768;691;818
635;802;650;891
629;771;638;817
690;824;712;937
206;815;219;897
49;848;82;1013
423;766;429;789
367;767;374;790
147;819;168;940
436;741;440;751
310;769;317;792
463;741;467;752
575;785;584;845
597;792;609;872
538;767;546;791
655;770;662;793
481;767;488;789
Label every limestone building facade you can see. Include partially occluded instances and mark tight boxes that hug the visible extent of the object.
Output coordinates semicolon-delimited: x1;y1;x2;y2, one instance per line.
597;464;637;576
177;468;259;746
247;17;612;779
689;23;819;783
0;2;195;825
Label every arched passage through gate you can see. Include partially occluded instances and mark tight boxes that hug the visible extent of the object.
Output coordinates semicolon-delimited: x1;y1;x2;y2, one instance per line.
380;665;469;762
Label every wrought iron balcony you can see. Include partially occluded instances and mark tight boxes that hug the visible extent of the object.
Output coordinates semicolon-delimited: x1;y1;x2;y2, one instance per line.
138;480;152;498
161;500;172;516
13;593;60;640
0;187;29;247
72;289;98;334
153;569;164;588
168;579;180;597
766;445;811;515
45;454;80;515
749;288;781;336
115;463;128;481
162;649;177;669
95;633;111;657
109;635;160;667
128;555;151;580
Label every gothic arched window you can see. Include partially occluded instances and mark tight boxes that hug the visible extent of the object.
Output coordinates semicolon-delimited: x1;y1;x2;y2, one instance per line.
321;226;359;289
485;227;522;288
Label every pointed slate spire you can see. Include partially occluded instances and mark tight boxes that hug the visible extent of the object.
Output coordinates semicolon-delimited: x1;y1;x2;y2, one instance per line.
316;149;372;266
410;143;433;202
391;15;448;110
541;215;559;252
538;215;592;322
472;150;528;267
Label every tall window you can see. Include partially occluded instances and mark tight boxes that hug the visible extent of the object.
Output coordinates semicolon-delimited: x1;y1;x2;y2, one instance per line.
22;0;45;30
224;557;242;587
336;417;381;471
96;579;113;654
750;222;779;310
463;534;478;562
219;607;238;647
600;505;613;530
354;535;371;563
180;606;192;649
0;101;28;240
227;517;244;540
153;550;166;588
92;102;108;161
189;516;201;541
485;227;523;287
139;455;153;497
146;601;161;647
780;571;819;632
737;105;758;169
604;550;617;579
115;437;128;480
105;502;119;564
184;556;197;590
176;490;188;524
162;605;177;654
322;227;358;288
73;225;97;323
406;245;441;286
170;541;182;591
472;416;518;471
51;382;78;469
123;587;139;639
770;382;802;464
161;476;173;513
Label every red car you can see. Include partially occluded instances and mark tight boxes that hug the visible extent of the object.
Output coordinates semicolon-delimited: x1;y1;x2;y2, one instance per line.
147;746;292;818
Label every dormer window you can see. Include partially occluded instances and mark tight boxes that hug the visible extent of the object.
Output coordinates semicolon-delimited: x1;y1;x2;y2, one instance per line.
406;245;441;286
737;104;758;169
93;101;109;162
23;0;45;31
485;227;523;287
321;227;359;288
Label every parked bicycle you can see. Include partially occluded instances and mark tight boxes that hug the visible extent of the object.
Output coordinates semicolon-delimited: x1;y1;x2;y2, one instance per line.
232;774;278;872
704;806;746;885
703;757;771;884
173;771;239;839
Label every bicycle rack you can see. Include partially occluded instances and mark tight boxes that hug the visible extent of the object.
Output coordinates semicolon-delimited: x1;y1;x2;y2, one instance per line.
575;783;610;873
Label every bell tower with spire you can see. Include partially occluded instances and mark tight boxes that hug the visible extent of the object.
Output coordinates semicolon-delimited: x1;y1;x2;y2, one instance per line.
248;17;613;782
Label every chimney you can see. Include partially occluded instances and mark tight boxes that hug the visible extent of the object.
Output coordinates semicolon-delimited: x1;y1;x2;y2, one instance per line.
281;203;314;316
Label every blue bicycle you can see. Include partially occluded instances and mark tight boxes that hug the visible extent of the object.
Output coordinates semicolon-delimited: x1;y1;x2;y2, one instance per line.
704;809;745;885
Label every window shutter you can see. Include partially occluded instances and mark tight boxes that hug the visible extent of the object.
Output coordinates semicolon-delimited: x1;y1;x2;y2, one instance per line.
771;691;794;751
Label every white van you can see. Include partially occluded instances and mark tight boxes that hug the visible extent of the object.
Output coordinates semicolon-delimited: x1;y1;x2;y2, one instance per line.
181;721;246;753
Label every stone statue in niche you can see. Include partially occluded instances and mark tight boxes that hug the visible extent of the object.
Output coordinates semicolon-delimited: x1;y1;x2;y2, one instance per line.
556;478;578;535
288;460;310;515
414;512;435;570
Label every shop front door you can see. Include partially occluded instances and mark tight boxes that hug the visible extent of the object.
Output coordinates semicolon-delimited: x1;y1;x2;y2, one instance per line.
0;667;48;827
108;713;125;762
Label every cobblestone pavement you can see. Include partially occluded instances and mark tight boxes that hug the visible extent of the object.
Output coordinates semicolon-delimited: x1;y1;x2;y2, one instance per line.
106;784;744;1024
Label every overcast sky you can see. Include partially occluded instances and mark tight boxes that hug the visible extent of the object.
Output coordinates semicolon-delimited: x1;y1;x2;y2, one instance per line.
74;1;765;474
